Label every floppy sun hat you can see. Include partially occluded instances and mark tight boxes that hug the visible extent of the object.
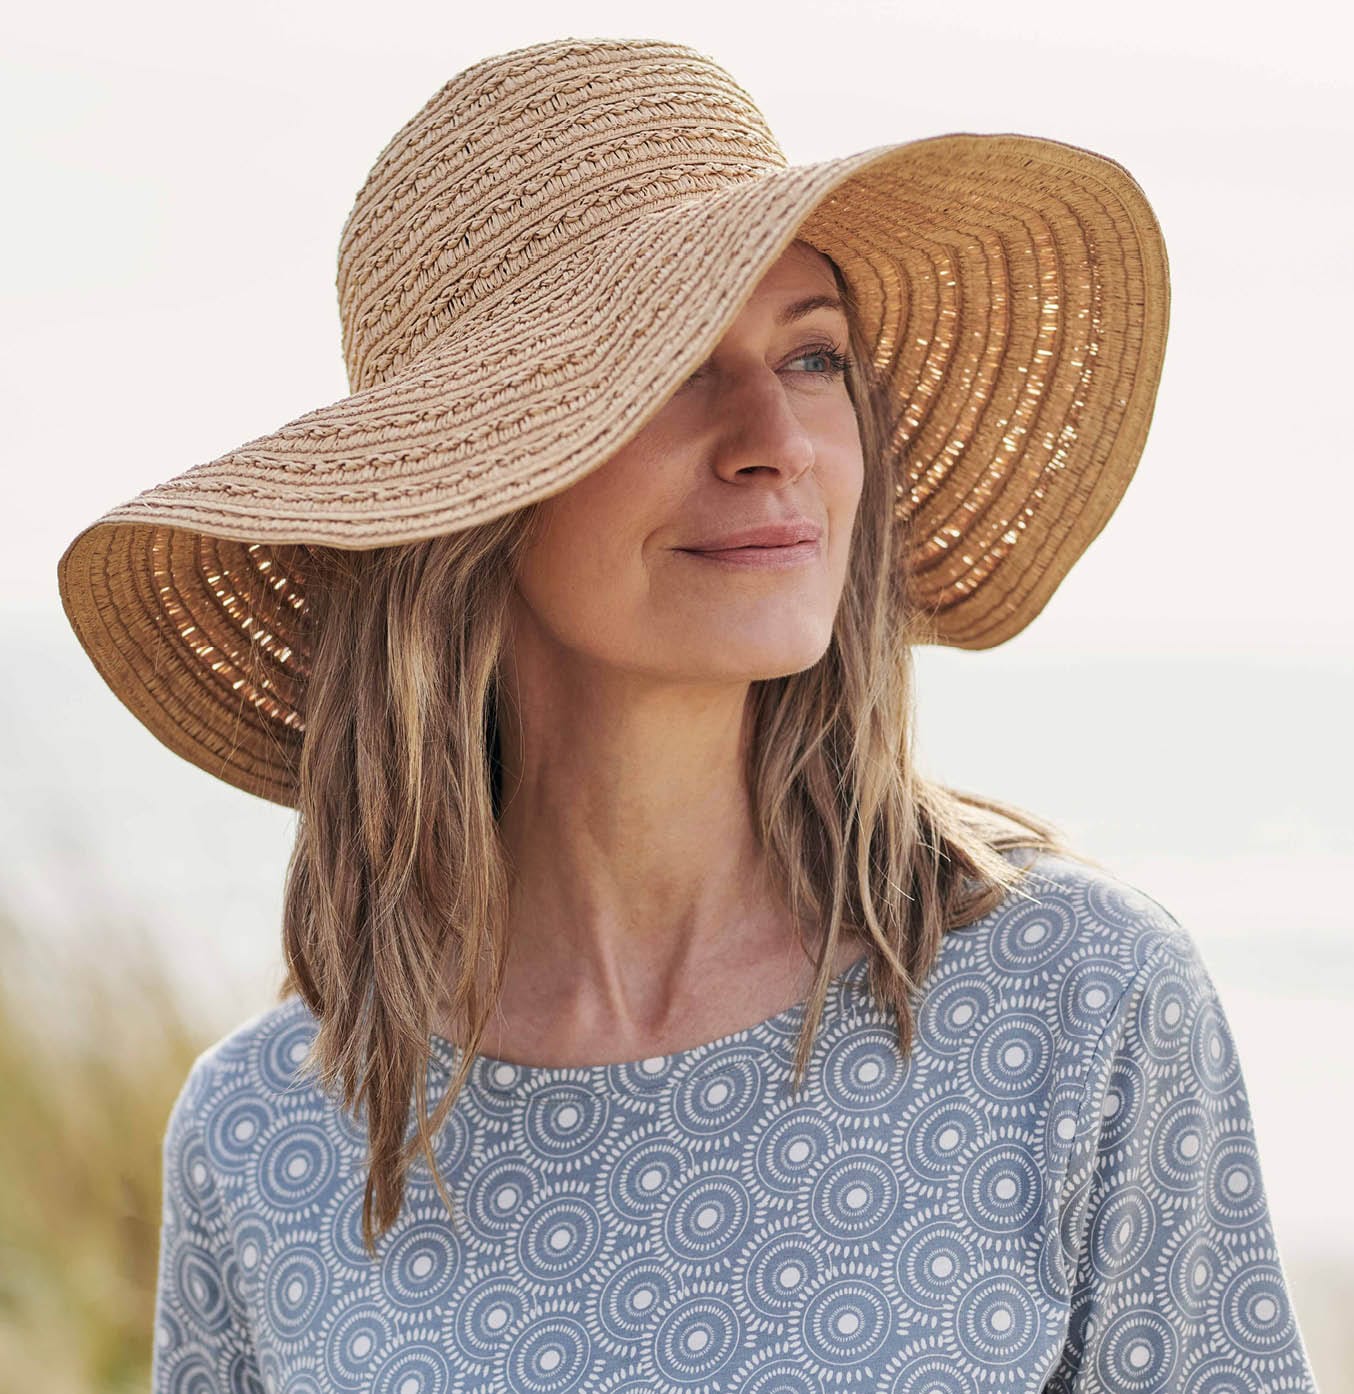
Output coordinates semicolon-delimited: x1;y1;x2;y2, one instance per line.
57;35;1170;810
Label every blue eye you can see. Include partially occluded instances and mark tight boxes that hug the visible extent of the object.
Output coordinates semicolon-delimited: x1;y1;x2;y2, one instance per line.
791;343;851;377
681;343;851;389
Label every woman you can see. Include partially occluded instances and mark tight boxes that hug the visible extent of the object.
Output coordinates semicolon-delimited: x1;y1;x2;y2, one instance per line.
58;37;1318;1394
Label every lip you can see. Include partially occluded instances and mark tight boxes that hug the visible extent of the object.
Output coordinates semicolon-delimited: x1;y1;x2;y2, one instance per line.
676;539;821;569
680;519;822;551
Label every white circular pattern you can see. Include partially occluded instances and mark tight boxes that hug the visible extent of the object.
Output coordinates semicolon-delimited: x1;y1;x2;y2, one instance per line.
150;852;1317;1392
1058;955;1131;1039
739;1225;830;1321
748;1107;839;1198
987;889;1080;974
602;1131;689;1221
915;972;997;1055
903;1092;986;1183
320;1297;391;1390
891;1217;981;1312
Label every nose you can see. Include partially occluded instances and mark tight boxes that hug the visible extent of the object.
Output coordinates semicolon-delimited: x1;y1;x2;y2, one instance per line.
704;367;817;487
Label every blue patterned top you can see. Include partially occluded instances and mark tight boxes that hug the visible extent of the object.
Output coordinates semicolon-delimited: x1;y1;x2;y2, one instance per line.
152;851;1319;1393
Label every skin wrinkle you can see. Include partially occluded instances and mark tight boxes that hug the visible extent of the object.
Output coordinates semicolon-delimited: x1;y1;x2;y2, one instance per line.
447;240;867;1068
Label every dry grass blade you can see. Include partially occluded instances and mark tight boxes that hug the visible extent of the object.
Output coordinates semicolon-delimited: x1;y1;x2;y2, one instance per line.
0;888;213;1394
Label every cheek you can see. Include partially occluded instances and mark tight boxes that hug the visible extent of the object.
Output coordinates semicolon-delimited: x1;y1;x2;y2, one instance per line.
514;489;654;650
824;435;866;559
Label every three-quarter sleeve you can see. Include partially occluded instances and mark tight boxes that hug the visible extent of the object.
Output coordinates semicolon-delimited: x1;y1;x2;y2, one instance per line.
1048;934;1320;1393
151;1056;262;1393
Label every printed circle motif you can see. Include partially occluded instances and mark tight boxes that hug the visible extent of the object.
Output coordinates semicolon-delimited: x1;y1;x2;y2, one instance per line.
653;1297;741;1384
953;1273;1040;1366
1181;1354;1264;1394
663;1172;753;1263
523;1084;611;1164
265;1245;330;1341
280;1371;323;1394
1085;879;1160;933
517;1195;604;1282
971;1013;1054;1101
175;1128;215;1208
231;1210;271;1287
1093;1308;1178;1391
820;1026;909;1113
322;1301;390;1389
751;1108;839;1194
1058;957;1127;1038
446;1275;530;1361
379;1224;461;1309
174;1241;229;1334
809;1152;899;1244
1191;998;1241;1094
1165;1225;1221;1322
604;1135;688;1222
1043;1079;1086;1170
1150;1096;1209;1194
1098;1056;1147;1151
505;1315;592;1393
893;1220;980;1311
989;891;1080;973
739;1358;822;1393
672;1048;765;1137
596;1255;680;1343
258;1123;338;1212
612;1055;683;1093
959;1144;1043;1234
325;1184;374;1275
463;1156;540;1240
1136;967;1195;1062
1216;1261;1296;1357
904;1095;986;1183
207;1089;275;1173
917;973;997;1055
257;1020;316;1094
801;1278;892;1364
1206;1136;1267;1230
1089;1184;1157;1280
372;1340;452;1394
742;1229;828;1320
887;1352;971;1394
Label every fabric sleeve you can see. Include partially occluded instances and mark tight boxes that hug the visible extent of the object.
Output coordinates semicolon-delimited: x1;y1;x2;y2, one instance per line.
150;1055;263;1394
1046;935;1320;1393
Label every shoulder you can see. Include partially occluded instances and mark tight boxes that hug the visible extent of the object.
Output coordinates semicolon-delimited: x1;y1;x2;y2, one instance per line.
927;846;1216;1051
161;994;355;1179
1000;846;1198;970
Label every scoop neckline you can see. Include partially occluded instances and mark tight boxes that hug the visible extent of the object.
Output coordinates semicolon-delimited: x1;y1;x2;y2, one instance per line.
426;949;872;1089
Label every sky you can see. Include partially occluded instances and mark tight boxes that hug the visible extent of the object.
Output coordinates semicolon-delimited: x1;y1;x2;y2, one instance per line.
3;0;1352;1378
4;0;1351;653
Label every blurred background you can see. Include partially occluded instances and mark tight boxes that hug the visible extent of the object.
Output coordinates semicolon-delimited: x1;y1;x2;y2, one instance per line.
3;1;1351;1389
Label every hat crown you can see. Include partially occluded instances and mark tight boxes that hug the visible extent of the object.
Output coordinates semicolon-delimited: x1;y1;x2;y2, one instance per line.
335;38;788;394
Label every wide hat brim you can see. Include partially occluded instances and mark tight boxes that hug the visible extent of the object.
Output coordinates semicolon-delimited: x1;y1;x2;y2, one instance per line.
58;131;1170;808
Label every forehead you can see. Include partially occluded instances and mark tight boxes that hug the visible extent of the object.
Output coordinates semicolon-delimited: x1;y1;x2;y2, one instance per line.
737;242;847;324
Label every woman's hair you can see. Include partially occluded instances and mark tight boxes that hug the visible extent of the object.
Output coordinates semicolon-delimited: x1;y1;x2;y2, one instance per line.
276;246;1093;1258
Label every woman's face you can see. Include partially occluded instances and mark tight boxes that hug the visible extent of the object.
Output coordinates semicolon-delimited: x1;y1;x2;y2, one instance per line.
509;239;865;688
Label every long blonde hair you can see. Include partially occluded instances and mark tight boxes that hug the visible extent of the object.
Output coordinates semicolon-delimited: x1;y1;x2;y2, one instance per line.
277;249;1090;1257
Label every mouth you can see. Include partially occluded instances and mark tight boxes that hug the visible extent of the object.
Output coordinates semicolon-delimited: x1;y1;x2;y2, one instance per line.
676;539;821;568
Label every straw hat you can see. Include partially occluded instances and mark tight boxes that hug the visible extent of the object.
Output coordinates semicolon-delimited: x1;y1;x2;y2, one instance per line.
56;36;1170;810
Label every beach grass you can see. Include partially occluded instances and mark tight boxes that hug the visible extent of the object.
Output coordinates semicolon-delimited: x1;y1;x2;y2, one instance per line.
0;896;211;1394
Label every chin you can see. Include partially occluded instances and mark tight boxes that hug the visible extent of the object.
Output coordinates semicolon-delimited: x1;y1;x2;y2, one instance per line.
723;631;835;681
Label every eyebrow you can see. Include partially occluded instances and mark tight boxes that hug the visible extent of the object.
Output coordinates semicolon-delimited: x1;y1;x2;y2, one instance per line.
776;293;847;325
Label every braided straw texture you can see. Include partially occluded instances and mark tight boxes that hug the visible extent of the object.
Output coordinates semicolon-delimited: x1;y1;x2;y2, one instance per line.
56;37;1170;806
